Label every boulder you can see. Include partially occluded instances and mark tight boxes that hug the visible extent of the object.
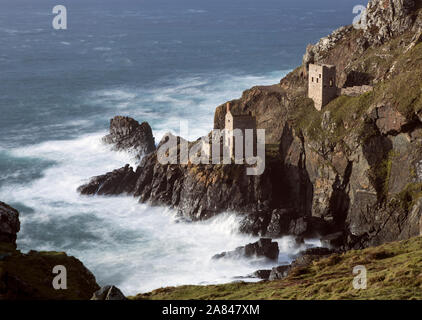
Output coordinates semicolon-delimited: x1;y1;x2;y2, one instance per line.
321;232;345;248
103;116;156;158
268;265;291;281
266;209;298;237
91;285;127;300
213;238;279;261
78;164;138;196
370;104;407;135
291;247;335;268
0;201;20;247
252;270;272;280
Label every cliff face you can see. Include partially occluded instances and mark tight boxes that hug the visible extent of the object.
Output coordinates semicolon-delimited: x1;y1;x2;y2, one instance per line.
0;202;20;246
103;116;156;159
79;0;422;249
214;0;422;248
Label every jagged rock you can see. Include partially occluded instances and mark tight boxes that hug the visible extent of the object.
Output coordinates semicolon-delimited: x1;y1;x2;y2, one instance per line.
363;0;418;46
265;209;299;237
321;232;345;248
252;270;272;280
0;203;100;300
238;212;270;236
268;265;290;281
302;44;315;70
79;134;278;221
369;104;408;135
239;208;303;237
103;116;156;158
0;201;20;247
302;26;354;69
213;238;279;261
291;247;335;268
78;164;138;196
288;217;308;236
91;285;127;300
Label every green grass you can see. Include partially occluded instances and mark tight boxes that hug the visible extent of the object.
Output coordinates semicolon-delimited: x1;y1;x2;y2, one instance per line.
290;91;375;146
291;34;422;147
133;236;422;300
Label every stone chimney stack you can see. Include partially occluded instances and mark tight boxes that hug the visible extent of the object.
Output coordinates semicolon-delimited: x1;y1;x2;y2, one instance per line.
226;102;231;113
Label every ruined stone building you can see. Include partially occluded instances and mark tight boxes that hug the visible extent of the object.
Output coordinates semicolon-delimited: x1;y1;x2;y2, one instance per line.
199;103;257;162
308;64;337;110
225;103;257;159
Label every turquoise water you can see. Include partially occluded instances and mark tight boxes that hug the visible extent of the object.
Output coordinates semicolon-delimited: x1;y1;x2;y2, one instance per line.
0;0;358;294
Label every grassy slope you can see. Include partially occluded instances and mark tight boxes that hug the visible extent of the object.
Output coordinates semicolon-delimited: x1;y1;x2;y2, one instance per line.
134;236;422;300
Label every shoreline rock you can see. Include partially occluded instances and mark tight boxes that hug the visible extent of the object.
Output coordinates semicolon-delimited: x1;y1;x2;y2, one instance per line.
213;238;279;261
103;116;156;159
0;202;100;300
91;285;127;300
0;201;20;247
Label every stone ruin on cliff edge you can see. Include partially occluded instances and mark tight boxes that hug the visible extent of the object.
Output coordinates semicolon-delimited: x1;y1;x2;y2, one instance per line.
308;63;337;111
308;63;374;110
200;102;258;163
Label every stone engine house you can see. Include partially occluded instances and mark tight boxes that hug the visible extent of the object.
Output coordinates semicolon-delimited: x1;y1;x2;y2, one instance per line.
225;103;257;159
308;64;337;110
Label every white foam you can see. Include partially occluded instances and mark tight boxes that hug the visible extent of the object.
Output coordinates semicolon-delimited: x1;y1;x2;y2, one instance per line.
0;132;310;295
85;70;288;142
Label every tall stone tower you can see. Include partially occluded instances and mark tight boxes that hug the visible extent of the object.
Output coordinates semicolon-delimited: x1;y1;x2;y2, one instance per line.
308;64;337;110
225;103;257;159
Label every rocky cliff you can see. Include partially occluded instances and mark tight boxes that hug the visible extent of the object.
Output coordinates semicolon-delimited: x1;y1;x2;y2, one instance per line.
0;202;100;300
103;116;156;159
79;0;422;249
0;202;20;247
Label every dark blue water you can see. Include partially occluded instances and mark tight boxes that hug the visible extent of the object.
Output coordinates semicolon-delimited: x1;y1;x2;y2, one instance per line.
0;0;360;294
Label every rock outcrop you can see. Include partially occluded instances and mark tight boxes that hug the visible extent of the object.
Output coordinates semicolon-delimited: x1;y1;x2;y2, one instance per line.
290;247;335;268
268;265;291;281
250;246;335;282
78;164;138;196
79;132;286;222
362;0;422;47
0;202;20;247
213;238;279;261
91;285;127;300
0;202;100;300
103;116;156;159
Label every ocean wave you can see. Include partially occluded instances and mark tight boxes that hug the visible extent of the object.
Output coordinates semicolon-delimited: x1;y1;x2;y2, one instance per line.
0;130;313;295
186;9;207;14
85;70;288;142
1;68;292;295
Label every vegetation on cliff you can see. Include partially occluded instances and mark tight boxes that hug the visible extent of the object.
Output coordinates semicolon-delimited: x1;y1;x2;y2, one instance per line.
134;236;422;300
0;242;100;300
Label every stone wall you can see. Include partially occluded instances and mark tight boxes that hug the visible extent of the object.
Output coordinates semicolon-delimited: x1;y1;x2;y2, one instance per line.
339;85;374;97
